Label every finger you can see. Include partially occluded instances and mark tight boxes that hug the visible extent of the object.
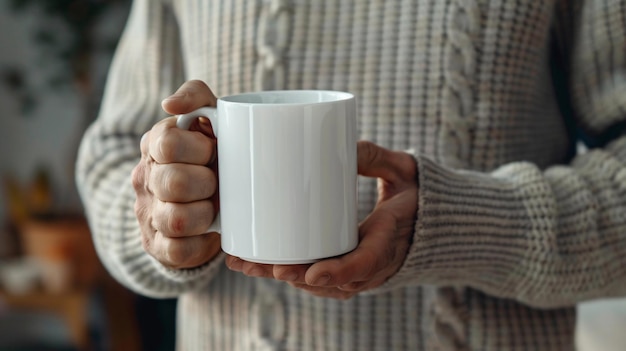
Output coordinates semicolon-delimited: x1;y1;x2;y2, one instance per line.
272;264;310;283
150;163;217;202
161;80;217;115
357;141;416;183
225;256;273;278
140;131;150;156
149;117;216;165
151;231;221;269
240;261;274;278
304;209;398;287
131;161;150;196
152;199;216;238
225;255;244;271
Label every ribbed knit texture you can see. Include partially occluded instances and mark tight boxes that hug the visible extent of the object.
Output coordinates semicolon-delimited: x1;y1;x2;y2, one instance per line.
76;0;626;350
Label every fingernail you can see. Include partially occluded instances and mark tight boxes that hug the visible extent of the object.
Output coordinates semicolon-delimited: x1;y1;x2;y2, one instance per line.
227;257;243;271
281;272;298;282
312;273;331;286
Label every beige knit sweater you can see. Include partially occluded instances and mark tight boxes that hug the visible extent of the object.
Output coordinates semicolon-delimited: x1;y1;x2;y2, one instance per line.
76;0;626;350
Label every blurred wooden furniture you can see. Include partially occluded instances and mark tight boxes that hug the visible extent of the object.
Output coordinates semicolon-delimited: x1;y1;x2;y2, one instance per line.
0;214;141;351
0;277;142;351
19;214;99;291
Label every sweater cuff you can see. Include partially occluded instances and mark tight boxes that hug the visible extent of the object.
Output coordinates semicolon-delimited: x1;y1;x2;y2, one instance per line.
371;155;529;294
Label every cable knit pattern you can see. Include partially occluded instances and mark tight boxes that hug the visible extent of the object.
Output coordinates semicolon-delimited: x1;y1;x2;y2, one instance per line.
76;1;626;350
430;287;469;351
440;0;480;169
434;1;480;348
255;0;292;91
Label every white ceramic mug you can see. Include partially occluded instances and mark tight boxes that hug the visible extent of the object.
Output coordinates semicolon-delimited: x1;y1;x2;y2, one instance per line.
176;90;358;264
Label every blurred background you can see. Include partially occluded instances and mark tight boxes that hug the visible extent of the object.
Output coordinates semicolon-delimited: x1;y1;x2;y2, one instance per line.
0;1;624;351
0;1;175;350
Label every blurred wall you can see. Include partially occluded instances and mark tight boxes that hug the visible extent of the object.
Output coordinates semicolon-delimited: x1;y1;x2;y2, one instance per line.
0;2;130;227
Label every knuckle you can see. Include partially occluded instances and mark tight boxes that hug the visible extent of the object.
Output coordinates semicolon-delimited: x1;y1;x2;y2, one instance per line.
192;135;214;165
151;165;187;201
140;131;150;154
165;205;189;236
148;169;162;198
154;132;179;163
133;199;146;219
131;163;145;192
164;240;189;266
134;196;153;226
164;167;189;199
141;232;152;253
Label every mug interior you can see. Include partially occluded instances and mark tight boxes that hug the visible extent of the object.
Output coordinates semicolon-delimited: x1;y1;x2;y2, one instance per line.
220;90;353;105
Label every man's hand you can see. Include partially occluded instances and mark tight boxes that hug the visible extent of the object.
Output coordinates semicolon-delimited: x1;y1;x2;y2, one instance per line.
132;80;222;269
225;141;418;299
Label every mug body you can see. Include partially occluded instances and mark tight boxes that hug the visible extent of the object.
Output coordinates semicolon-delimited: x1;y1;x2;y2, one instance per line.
216;90;357;263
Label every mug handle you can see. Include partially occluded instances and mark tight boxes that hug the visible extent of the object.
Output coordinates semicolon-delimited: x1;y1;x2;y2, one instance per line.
176;107;221;234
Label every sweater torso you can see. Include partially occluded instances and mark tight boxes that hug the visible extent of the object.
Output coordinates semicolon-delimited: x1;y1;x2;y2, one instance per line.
169;1;575;350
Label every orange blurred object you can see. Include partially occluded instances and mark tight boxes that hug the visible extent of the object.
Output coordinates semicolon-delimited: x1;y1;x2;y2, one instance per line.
19;214;101;290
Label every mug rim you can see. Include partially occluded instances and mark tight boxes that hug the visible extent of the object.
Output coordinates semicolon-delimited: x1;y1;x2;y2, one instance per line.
219;90;354;106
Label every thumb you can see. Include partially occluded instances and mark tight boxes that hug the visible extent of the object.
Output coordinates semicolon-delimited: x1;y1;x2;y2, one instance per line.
161;80;217;115
357;141;415;184
162;80;218;138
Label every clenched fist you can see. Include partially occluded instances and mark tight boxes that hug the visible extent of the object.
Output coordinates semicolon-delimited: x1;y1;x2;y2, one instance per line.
132;80;222;269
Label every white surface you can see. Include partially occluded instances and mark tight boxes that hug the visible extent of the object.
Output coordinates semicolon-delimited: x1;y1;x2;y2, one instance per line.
577;298;626;351
177;90;358;263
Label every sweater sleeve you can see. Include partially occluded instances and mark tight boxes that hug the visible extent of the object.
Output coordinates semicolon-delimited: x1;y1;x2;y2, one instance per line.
75;0;224;298
374;0;626;308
